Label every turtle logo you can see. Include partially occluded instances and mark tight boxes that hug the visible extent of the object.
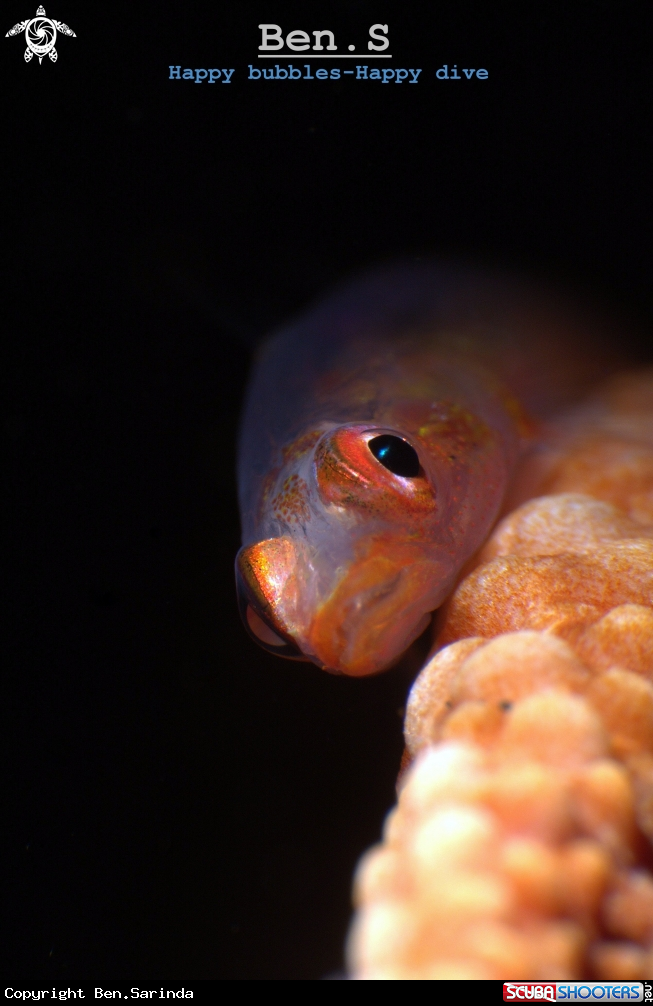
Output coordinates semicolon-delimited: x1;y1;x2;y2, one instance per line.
5;5;76;63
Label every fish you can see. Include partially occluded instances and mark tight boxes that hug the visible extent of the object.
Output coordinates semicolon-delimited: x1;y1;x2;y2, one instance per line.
235;262;621;676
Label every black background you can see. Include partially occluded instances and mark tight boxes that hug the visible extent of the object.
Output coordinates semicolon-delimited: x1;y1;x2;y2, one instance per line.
3;0;653;981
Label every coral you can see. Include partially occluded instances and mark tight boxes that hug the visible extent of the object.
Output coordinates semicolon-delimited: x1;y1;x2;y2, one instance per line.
348;371;653;980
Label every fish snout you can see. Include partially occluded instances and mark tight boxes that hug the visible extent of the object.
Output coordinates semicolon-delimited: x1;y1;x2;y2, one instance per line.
235;537;309;660
237;534;450;675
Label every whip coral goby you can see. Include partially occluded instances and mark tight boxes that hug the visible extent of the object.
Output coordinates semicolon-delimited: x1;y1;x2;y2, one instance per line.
236;263;619;675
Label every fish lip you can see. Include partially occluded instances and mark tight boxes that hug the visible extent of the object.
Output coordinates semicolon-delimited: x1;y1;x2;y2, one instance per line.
234;552;309;661
306;549;449;676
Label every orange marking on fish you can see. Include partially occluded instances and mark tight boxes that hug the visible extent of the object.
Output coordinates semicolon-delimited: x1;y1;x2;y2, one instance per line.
281;428;323;464
271;474;310;525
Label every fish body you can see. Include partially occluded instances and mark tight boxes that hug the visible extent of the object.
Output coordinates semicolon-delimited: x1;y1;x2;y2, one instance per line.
236;263;617;675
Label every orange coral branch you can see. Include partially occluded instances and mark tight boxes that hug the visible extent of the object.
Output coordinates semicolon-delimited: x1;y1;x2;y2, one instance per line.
348;371;653;980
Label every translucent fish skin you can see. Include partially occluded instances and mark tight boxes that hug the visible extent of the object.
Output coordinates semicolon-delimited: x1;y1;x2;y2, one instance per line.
236;263;617;676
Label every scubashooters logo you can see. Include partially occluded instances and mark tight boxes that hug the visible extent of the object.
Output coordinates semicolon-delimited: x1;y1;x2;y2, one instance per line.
5;5;76;63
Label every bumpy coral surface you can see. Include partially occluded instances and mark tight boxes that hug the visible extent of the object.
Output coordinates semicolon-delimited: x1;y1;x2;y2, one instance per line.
348;371;653;980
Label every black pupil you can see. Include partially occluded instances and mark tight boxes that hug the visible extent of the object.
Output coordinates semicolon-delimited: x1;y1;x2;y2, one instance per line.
368;435;420;477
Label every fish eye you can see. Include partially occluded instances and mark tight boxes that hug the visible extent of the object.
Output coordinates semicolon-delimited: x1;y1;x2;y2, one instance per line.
368;434;421;478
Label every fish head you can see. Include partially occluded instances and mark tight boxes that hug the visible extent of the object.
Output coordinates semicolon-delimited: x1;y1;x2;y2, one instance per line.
236;422;463;675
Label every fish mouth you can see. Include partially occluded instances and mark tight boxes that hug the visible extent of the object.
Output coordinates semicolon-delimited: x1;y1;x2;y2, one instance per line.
236;536;447;676
235;540;309;661
306;546;445;676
